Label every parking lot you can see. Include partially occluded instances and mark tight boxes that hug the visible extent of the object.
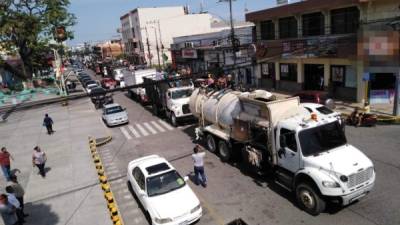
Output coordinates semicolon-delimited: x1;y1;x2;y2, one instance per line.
93;88;400;225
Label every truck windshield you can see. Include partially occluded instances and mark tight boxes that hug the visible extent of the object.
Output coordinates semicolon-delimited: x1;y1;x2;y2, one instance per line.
171;89;192;99
299;121;346;157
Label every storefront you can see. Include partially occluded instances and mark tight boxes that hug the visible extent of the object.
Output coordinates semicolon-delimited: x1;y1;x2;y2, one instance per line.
369;73;396;104
304;64;324;90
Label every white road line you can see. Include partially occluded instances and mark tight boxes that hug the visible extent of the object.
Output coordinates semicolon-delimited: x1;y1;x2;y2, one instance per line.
143;122;157;135
158;119;174;131
128;125;141;138
151;121;166;132
120;127;132;140
135;124;149;136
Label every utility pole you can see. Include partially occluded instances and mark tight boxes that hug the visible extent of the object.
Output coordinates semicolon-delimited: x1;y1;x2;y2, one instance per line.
142;27;152;67
153;27;161;69
219;0;237;77
156;20;165;67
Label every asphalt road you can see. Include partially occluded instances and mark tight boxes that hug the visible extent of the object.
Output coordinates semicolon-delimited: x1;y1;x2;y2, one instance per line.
89;72;400;225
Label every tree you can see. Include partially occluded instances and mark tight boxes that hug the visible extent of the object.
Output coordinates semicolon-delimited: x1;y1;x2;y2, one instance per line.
0;0;76;80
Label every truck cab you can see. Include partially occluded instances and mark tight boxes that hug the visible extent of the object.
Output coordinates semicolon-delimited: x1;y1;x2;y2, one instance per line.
165;86;194;126
275;115;375;215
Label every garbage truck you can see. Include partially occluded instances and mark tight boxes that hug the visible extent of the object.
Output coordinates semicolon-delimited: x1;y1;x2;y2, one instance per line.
125;68;157;105
189;88;375;215
143;76;194;126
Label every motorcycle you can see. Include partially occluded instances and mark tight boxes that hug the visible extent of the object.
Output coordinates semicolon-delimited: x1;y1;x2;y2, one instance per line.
347;110;377;127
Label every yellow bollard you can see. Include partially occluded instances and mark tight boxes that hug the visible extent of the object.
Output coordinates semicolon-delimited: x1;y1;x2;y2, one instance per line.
105;192;114;203
99;175;107;184
102;183;110;192
98;169;105;176
107;202;116;210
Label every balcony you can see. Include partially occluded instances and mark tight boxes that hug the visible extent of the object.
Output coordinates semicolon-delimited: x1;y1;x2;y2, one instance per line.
255;34;357;60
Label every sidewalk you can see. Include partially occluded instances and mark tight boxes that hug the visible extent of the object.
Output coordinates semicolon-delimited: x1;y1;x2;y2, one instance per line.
271;90;396;117
0;97;112;225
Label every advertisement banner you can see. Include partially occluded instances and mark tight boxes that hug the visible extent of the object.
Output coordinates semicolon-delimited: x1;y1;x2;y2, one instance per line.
182;49;198;59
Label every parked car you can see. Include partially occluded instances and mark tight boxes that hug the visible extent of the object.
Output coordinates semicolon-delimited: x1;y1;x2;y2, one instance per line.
293;91;329;104
301;103;343;125
127;155;202;225
84;80;97;88
80;77;92;85
86;83;99;94
102;103;128;126
113;67;128;82
101;77;117;89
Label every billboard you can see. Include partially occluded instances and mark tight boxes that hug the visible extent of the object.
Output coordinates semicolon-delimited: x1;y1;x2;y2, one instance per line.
182;49;198;59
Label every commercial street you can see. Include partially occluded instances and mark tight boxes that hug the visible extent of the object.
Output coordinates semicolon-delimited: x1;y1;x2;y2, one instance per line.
94;87;400;225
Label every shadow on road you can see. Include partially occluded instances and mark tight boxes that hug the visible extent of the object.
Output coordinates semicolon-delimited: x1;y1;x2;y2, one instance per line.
24;202;59;225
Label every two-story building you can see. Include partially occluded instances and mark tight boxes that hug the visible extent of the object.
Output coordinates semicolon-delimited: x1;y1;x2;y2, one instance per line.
246;0;399;104
171;22;256;86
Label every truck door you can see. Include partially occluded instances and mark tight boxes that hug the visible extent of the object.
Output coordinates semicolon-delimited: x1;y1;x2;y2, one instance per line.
276;128;300;173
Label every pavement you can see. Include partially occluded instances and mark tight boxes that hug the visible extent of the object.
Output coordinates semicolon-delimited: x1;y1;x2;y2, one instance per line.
0;97;112;225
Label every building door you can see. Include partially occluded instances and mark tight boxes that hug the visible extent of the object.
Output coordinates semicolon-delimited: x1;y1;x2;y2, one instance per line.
369;73;396;104
304;64;324;90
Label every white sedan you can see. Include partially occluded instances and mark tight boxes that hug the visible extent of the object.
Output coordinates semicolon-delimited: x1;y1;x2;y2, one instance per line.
301;103;343;124
102;103;129;126
127;155;202;225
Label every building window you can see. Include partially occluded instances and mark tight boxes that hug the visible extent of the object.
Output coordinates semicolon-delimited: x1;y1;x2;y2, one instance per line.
279;17;298;39
331;7;360;34
260;20;275;40
131;27;135;38
261;63;275;79
280;63;297;82
331;65;357;88
302;12;325;36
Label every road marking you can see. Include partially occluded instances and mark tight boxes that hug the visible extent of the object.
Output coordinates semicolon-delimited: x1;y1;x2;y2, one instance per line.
135;124;149;136
128;125;141;138
143;122;157;135
151;121;166;132
120;127;132;140
158;119;174;130
123;194;131;199
134;217;143;223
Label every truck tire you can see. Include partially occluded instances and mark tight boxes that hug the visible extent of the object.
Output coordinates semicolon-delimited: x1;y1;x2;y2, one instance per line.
206;134;217;153
218;141;231;162
295;183;326;216
152;104;158;116
170;112;178;127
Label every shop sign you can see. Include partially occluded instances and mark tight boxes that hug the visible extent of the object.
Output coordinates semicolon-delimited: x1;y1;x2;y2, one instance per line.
182;49;198;59
370;89;395;104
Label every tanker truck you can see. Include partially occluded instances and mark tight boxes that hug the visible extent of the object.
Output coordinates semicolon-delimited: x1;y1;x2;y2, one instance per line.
189;88;375;215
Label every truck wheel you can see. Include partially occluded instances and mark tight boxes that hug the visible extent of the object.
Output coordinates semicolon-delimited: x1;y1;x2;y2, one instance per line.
170;113;178;127
152;104;158;116
296;183;326;216
218;141;231;162
206;134;217;153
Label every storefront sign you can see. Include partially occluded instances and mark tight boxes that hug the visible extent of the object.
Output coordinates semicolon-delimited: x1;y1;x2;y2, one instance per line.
370;89;395;104
182;49;198;59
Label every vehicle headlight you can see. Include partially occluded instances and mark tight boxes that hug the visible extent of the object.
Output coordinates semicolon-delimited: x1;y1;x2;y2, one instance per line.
322;181;340;188
154;217;172;224
190;204;201;213
340;175;348;182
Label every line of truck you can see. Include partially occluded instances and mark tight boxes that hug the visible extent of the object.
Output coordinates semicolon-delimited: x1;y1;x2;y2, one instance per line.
123;70;375;215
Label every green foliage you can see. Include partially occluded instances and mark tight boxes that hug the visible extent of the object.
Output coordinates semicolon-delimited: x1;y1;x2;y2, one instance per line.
0;0;76;80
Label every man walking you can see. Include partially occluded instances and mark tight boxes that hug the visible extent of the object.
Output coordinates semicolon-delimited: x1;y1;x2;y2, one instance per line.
43;114;54;135
192;145;207;188
32;146;47;178
7;176;27;218
5;187;24;224
0;147;13;181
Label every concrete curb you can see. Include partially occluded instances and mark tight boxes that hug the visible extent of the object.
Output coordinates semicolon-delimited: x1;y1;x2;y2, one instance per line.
88;136;124;225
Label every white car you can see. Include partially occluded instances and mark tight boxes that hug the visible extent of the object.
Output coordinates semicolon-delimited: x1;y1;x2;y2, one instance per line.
102;103;129;126
86;83;99;94
301;103;343;124
127;155;202;225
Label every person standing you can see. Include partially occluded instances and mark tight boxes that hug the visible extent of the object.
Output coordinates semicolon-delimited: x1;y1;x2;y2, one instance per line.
0;194;18;225
32;146;47;178
0;147;13;181
7;176;27;218
43;114;54;135
192;145;207;188
5;187;24;224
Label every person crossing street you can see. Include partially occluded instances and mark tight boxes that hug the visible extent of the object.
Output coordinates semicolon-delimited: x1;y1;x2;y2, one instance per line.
32;146;47;178
192;145;207;188
43;114;54;135
0;147;13;181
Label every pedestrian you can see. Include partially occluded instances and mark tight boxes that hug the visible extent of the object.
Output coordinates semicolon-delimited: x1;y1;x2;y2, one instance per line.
32;146;47;178
0;147;13;181
6;176;27;218
43;114;54;135
192;145;207;188
0;194;18;225
5;187;24;224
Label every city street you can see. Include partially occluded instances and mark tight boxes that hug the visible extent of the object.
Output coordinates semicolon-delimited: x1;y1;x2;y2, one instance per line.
93;84;400;225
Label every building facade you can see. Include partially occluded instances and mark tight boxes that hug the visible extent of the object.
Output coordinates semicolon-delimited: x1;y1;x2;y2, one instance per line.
171;22;256;86
98;39;123;60
246;0;400;103
120;6;222;67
